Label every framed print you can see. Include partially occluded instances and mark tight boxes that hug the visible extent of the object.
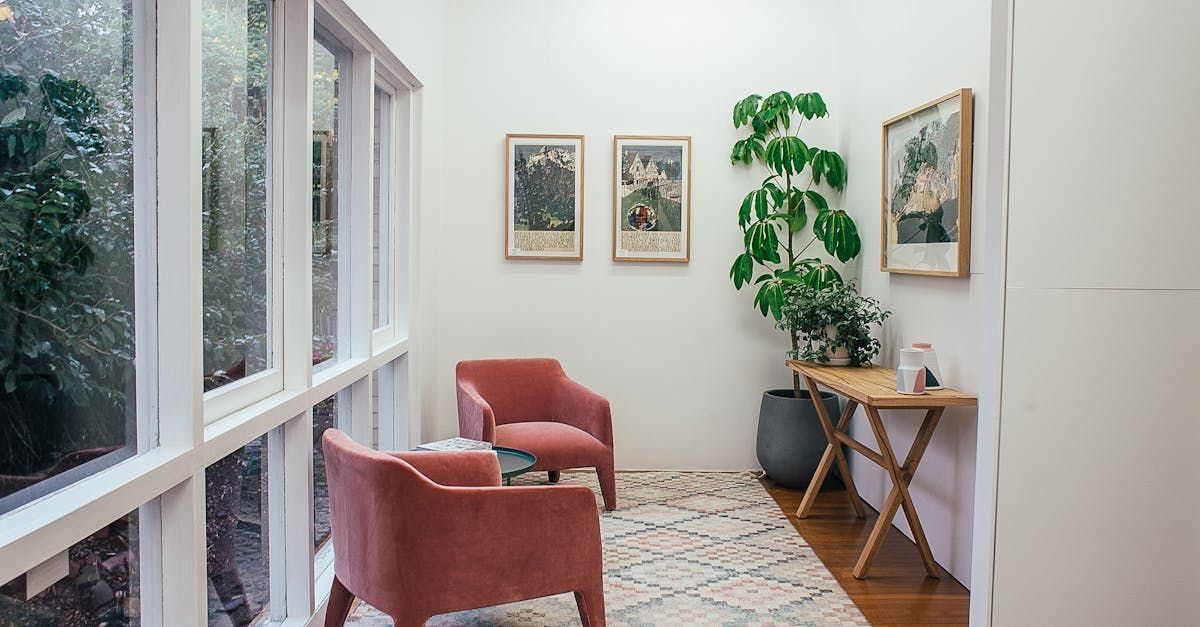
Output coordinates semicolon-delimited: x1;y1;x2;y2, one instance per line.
505;134;585;260
881;88;973;277
613;135;692;262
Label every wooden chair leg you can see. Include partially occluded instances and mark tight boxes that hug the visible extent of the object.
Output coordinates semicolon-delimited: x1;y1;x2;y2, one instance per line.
324;576;355;627
548;470;561;483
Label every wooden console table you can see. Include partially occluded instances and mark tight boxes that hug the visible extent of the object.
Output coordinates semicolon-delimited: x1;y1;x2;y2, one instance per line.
787;361;977;579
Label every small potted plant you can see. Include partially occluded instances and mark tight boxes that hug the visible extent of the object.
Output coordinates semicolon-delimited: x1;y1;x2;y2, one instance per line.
780;282;889;367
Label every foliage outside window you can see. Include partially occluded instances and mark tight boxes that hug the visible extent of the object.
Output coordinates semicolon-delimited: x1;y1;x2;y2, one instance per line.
0;0;136;513
201;0;272;392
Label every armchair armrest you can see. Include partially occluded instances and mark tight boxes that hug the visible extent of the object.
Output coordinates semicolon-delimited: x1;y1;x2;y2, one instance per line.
553;378;613;447
456;382;497;443
402;484;603;596
389;450;501;487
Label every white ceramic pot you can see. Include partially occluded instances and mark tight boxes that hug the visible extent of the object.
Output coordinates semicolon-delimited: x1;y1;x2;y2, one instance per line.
896;348;927;395
824;325;851;366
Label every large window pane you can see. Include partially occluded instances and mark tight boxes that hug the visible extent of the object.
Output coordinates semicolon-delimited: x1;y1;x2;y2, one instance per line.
201;0;273;392
312;38;340;367
372;87;390;330
0;511;141;625
0;0;137;514
205;435;270;626
312;393;340;550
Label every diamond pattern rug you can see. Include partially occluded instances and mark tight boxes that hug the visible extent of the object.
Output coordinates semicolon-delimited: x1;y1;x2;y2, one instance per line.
345;471;867;626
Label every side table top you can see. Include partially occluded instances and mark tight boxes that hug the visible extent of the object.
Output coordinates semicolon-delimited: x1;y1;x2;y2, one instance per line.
494;446;537;479
787;361;977;409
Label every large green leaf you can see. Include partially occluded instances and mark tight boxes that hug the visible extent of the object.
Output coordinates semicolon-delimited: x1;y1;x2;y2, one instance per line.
753;280;786;320
733;94;763;128
809;149;847;191
793;92;829;120
738;190;755;227
800;262;843;289
763;91;793;131
729;252;754;289
763;181;785;210
785;189;807;232
764;136;809;176
814;209;861;262
746;220;781;264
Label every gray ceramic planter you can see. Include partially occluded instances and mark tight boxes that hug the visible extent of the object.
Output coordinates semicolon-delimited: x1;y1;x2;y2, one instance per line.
756;388;840;489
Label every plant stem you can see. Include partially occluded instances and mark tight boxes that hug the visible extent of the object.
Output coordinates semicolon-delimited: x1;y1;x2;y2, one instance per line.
784;122;803;398
795;234;819;257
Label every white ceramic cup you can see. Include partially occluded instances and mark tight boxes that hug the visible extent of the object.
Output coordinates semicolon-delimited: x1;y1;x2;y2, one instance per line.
896;348;927;395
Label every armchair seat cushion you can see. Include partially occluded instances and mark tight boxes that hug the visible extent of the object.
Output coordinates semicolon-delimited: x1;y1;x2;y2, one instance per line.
495;421;609;471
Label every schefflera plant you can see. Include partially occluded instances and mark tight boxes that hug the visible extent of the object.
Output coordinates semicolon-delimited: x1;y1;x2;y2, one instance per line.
728;91;863;390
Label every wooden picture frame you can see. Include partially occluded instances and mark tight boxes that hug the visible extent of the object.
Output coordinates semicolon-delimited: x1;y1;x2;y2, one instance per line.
612;135;692;262
881;89;973;277
504;133;585;260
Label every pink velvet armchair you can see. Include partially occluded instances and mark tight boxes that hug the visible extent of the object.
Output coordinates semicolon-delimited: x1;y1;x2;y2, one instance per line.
456;358;617;510
321;430;606;627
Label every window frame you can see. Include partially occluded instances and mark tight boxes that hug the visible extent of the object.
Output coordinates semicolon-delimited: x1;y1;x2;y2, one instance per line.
201;0;288;423
0;0;423;624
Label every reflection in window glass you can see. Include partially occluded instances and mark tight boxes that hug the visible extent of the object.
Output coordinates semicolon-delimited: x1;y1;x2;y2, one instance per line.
201;0;272;392
312;393;339;549
0;512;141;625
372;87;390;330
370;370;380;449
312;38;339;367
205;436;269;626
0;0;137;515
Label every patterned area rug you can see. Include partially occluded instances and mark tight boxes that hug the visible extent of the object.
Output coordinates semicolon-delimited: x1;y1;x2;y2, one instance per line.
346;471;867;626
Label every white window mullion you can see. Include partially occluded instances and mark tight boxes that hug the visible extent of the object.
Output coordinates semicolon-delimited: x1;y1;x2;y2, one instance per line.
154;0;206;623
394;88;415;342
279;0;317;620
347;376;371;448
133;0;164;617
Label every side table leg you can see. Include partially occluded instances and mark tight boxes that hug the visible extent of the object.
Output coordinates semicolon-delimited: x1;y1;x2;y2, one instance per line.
858;406;943;579
796;398;859;518
799;377;866;519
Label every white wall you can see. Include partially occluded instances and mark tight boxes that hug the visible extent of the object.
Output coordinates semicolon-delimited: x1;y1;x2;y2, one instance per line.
837;0;996;586
990;1;1200;624
428;0;846;469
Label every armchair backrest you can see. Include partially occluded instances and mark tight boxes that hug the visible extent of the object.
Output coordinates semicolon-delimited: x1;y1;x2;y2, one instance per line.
456;358;567;426
321;429;428;604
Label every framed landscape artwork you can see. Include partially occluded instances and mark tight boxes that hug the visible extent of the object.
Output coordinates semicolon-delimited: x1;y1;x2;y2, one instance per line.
613;135;692;262
881;89;973;277
505;134;585;260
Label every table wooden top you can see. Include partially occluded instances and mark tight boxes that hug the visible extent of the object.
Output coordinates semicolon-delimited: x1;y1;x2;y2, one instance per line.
787;361;978;409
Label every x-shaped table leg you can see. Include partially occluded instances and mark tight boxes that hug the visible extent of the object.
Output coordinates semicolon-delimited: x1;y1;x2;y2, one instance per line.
796;376;865;519
853;406;945;579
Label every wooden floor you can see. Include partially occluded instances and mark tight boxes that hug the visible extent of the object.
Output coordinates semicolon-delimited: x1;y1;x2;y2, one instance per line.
761;477;970;626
